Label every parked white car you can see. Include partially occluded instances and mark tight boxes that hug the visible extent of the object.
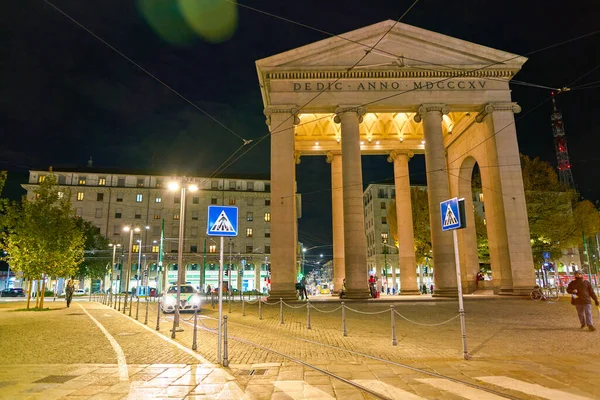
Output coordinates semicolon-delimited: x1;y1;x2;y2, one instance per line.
161;285;201;313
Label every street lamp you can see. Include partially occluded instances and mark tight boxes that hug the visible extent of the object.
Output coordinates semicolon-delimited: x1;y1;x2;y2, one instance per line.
169;179;199;336
122;225;141;311
108;243;121;298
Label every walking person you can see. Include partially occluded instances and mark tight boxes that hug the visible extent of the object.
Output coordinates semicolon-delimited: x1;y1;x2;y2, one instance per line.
567;270;599;331
65;277;75;308
300;277;309;300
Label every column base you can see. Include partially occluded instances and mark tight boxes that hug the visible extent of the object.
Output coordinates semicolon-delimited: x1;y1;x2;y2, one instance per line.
344;289;371;300
268;290;299;302
399;289;421;295
432;288;458;297
497;286;534;296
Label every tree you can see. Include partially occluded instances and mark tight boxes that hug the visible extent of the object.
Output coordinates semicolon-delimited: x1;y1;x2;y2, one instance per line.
0;173;85;309
75;218;110;286
387;186;431;266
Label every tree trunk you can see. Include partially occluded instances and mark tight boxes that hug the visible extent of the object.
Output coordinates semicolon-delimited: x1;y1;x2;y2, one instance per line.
35;280;41;309
39;275;47;309
26;280;32;309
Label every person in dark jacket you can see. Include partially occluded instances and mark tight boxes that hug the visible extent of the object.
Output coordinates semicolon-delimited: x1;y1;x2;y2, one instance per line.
567;270;599;331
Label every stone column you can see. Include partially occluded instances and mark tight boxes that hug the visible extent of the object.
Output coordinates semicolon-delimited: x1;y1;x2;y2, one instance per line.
477;102;535;295
414;104;457;296
335;106;370;299
388;150;420;295
327;152;345;293
264;106;299;300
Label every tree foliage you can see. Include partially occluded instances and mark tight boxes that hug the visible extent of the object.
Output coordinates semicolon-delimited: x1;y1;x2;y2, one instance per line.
75;218;110;280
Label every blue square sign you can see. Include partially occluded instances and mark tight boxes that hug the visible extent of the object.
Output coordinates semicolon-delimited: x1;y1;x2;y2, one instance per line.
542;252;551;260
440;198;462;231
207;206;238;237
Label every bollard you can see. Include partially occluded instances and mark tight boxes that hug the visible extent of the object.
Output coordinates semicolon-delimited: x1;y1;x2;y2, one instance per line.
228;293;232;314
280;298;284;325
135;297;140;320
223;315;229;367
155;300;161;331
242;295;245;317
259;297;263;320
117;294;121;311
342;302;347;337
391;305;397;346
144;298;149;325
211;293;215;309
192;307;198;351
307;300;311;330
123;294;128;314
129;295;133;317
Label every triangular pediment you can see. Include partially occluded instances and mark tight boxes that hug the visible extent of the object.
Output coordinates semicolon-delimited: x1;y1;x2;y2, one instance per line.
257;20;526;72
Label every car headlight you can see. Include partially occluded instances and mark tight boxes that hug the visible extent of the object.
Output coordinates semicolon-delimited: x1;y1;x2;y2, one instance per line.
164;296;176;306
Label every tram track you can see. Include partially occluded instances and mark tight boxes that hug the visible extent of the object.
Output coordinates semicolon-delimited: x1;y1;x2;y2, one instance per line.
162;312;521;400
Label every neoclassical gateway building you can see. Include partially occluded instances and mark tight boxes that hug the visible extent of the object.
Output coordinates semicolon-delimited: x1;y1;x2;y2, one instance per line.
257;20;535;299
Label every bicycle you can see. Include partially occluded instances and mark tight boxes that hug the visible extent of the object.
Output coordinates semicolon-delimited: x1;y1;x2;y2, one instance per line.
530;286;559;301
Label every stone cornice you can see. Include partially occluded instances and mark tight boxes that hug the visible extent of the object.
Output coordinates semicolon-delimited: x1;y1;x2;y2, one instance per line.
264;105;300;126
475;102;521;123
413;104;449;123
333;106;367;124
264;69;516;81
387;150;414;163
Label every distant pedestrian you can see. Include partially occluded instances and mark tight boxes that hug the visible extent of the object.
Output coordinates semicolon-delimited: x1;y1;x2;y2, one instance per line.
295;281;302;299
65;277;75;308
567;271;599;331
206;285;212;295
421;284;427;294
301;277;309;300
430;284;434;294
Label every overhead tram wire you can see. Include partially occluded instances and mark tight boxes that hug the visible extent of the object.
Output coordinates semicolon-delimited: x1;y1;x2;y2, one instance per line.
42;0;251;145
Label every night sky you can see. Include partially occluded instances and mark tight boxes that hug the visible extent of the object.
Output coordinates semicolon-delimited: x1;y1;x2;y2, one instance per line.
1;0;599;254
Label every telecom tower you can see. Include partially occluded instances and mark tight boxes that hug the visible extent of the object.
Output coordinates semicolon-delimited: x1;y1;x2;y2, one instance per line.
551;93;575;188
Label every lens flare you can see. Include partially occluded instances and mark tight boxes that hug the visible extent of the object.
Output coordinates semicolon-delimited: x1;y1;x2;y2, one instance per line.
177;0;238;43
137;0;196;45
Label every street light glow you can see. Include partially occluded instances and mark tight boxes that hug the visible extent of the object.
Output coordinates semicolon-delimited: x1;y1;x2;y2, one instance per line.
168;181;180;191
123;226;130;232
188;184;199;192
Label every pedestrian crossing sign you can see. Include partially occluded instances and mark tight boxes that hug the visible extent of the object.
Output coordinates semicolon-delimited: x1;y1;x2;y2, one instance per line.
207;206;238;237
440;198;466;231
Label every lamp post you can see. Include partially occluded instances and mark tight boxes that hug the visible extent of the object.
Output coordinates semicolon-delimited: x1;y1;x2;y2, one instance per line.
122;226;141;309
169;179;198;333
108;243;121;296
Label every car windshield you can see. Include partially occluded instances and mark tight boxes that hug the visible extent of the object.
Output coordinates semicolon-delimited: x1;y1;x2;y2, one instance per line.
168;286;195;294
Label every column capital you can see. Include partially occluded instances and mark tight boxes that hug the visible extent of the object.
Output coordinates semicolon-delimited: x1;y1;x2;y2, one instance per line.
333;106;366;124
325;151;341;163
413;104;449;123
387;150;414;163
475;102;521;123
294;151;302;165
264;105;300;126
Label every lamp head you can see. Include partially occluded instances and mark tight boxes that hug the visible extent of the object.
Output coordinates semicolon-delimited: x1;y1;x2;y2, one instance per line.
168;181;180;191
123;226;130;232
188;184;199;192
134;227;141;233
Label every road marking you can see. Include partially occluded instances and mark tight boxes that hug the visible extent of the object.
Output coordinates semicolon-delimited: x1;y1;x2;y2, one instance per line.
416;378;506;399
78;303;129;381
273;381;335;399
476;376;594;400
352;380;425;400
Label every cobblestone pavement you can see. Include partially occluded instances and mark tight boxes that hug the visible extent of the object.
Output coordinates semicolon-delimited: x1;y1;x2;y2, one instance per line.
1;295;599;399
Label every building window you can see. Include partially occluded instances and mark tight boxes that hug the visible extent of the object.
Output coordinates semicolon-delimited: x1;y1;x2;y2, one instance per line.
155;196;162;203
152;225;160;235
382;216;387;224
79;177;86;185
99;177;106;186
154;213;160;219
265;229;270;238
174;197;180;204
95;208;102;218
115;210;122;219
137;178;144;187
381;202;386;209
113;225;121;235
190;245;198;253
135;210;142;219
58;175;66;184
156;179;163;188
247;212;253;221
265;199;270;206
209;245;217;253
132;244;140;253
247;182;254;191
173;214;180;220
117;177;125;187
265;184;271;192
75;207;82;217
192;197;199;204
229;198;236;205
77;192;84;201
479;193;484;202
211;180;218;189
58;191;64;199
97;193;104;201
381;232;388;243
38;175;45;183
211;197;218;205
116;193;123;202
191;210;199;220
152;245;159;253
246;245;253;253
191;227;198;237
247;198;253;206
246;228;253;237
136;194;143;202
264;212;271;222
264;245;270;253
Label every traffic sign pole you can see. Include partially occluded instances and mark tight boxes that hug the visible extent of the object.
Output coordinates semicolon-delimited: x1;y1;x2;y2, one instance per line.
218;236;224;365
453;229;469;360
